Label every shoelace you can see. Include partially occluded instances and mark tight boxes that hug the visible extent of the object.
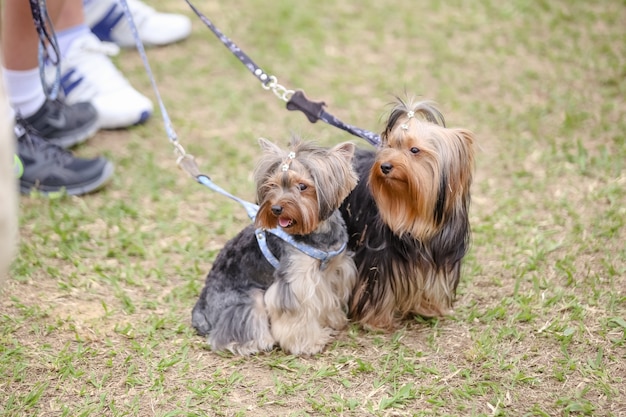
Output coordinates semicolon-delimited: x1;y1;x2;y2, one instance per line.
15;119;75;166
23;99;84;132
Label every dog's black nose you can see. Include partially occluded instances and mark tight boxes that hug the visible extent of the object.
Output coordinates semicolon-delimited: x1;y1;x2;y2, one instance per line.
380;162;393;175
271;205;283;216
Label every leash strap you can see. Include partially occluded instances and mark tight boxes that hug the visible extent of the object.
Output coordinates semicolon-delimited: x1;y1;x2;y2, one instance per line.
29;0;61;100
119;0;347;268
254;229;280;269
118;0;179;147
118;0;257;217
184;0;381;146
260;224;347;271
183;0;271;86
286;91;381;147
196;175;260;220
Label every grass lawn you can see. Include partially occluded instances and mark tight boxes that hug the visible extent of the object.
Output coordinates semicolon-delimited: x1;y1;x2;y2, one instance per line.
1;0;624;416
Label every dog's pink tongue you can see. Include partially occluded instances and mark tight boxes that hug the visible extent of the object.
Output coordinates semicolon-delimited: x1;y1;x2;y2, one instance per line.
279;217;291;228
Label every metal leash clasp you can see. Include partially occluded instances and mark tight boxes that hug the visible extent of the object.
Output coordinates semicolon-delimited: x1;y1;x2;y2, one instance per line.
261;75;294;102
171;141;201;178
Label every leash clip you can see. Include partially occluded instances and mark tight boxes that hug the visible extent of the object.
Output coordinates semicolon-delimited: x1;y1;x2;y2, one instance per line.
261;75;294;102
173;142;202;179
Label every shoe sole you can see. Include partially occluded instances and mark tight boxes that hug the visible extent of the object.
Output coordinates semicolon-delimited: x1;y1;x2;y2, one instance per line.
20;161;115;197
99;109;152;130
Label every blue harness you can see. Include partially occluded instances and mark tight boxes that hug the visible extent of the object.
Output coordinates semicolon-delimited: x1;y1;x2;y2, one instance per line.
255;227;347;271
196;175;346;270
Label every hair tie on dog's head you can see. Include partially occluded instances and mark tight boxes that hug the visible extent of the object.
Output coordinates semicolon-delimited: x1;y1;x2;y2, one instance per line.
401;111;415;130
281;151;296;171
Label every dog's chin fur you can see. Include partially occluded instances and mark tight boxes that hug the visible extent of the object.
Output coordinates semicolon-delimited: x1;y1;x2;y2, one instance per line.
192;137;358;355
340;99;475;331
263;213;357;355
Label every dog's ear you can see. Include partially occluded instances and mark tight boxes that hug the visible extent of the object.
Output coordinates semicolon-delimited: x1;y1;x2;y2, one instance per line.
451;128;475;189
311;141;359;219
329;141;356;164
258;137;283;155
453;128;475;147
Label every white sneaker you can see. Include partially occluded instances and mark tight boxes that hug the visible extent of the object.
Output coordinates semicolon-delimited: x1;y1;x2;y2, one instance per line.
84;0;192;48
59;32;153;129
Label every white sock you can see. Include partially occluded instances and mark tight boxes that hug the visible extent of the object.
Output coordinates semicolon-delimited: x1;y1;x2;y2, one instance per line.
1;67;46;118
83;0;123;11
83;0;99;8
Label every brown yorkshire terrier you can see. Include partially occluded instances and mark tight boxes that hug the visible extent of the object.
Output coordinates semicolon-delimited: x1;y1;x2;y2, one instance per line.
340;99;475;330
192;137;359;355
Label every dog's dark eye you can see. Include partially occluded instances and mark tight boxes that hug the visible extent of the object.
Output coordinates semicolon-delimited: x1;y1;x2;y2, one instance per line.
298;183;308;191
410;147;420;154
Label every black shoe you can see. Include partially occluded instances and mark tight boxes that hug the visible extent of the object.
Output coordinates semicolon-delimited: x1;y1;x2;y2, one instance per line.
21;98;99;148
15;123;114;196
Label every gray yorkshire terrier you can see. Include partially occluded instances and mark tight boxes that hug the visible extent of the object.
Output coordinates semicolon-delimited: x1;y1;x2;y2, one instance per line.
192;137;358;355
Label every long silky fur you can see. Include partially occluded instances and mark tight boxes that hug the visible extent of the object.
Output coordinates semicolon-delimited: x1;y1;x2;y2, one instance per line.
340;99;475;330
192;137;359;355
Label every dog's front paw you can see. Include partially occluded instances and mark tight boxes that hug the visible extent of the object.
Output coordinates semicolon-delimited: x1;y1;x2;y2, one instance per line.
278;326;335;356
223;336;276;356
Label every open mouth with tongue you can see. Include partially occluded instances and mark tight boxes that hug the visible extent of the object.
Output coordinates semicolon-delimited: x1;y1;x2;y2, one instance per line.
278;217;294;228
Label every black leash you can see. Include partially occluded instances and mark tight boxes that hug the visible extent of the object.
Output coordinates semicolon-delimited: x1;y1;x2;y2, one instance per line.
184;0;381;147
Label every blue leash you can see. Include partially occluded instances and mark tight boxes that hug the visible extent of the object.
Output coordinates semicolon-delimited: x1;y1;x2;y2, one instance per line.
118;0;346;269
29;0;61;100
